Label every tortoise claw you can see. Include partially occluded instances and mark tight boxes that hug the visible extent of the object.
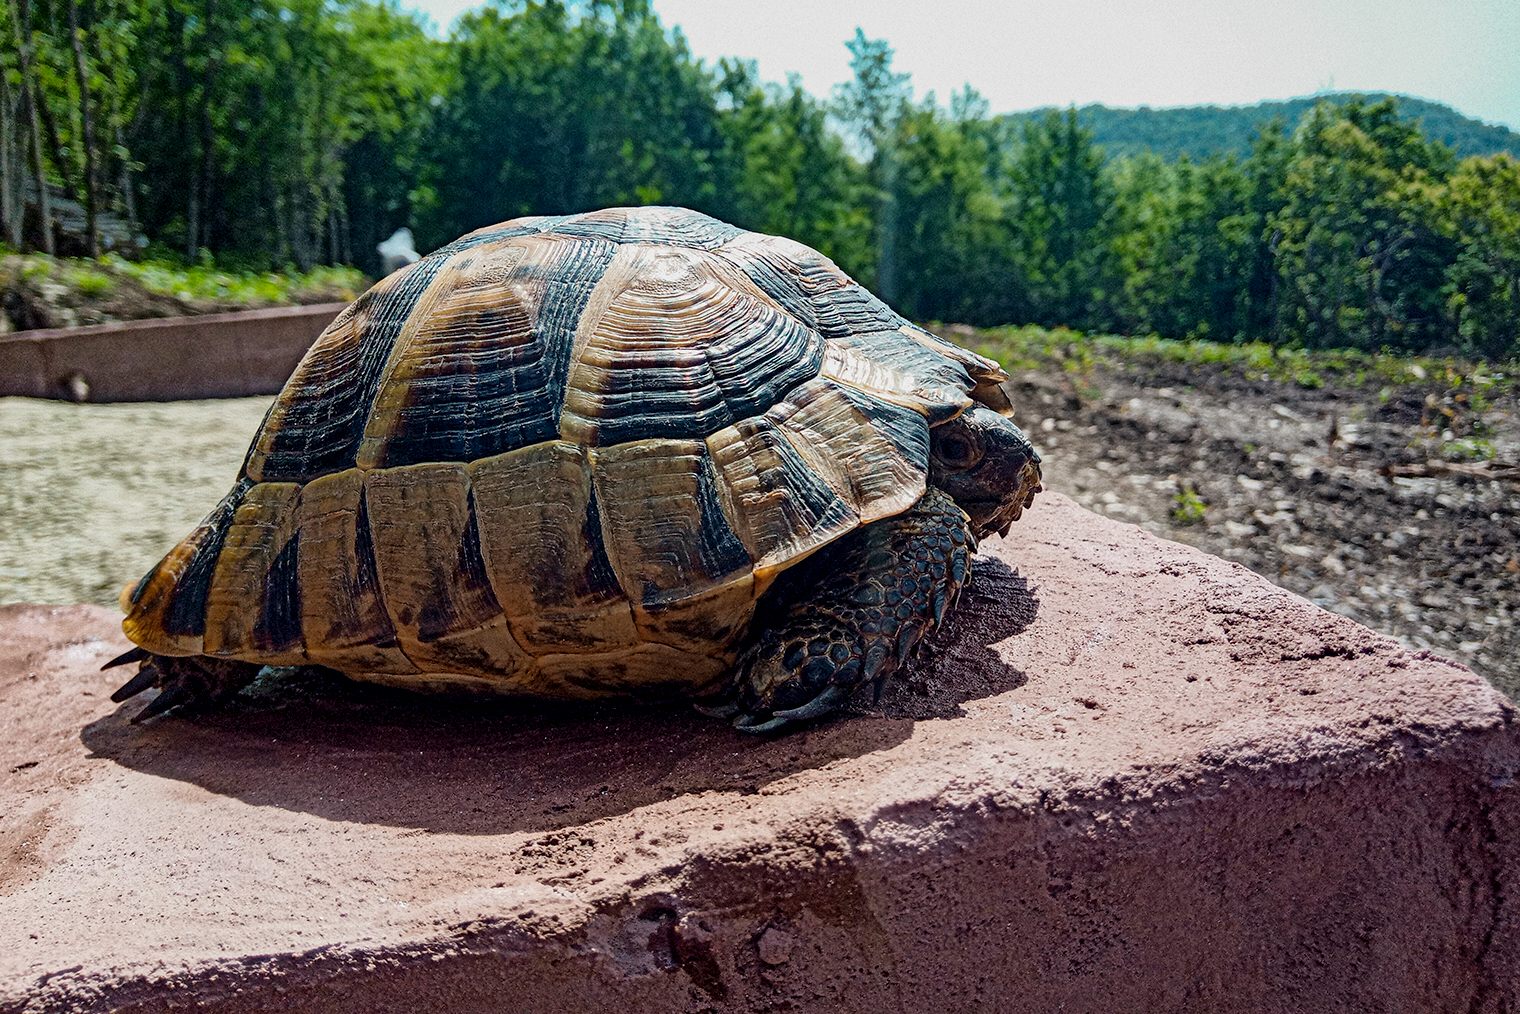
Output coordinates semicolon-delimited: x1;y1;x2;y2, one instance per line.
110;664;161;703
693;700;742;719
131;683;193;724
770;684;849;722
102;646;148;671
732;712;791;734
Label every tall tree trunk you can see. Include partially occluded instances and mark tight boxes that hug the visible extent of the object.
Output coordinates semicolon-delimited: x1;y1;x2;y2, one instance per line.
115;124;135;234
65;0;98;256
9;0;53;254
195;0;219;256
15;0;80;201
0;64;17;247
171;2;196;259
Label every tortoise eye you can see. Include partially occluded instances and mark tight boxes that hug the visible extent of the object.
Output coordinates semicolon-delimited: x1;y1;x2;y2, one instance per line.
933;431;978;469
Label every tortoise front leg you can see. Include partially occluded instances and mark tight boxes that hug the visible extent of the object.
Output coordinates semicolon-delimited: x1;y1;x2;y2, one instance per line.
715;488;975;733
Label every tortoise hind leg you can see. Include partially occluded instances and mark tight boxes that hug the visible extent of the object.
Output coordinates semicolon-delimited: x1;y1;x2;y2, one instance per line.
106;653;262;723
719;487;975;733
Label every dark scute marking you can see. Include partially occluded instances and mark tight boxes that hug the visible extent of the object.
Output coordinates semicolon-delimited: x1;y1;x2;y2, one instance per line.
128;567;153;606
163;479;254;637
694;454;752;583
836;326;976;395
836;386;931;475
707;311;826;425
739;258;972;394
810;282;904;339
253;532;303;652
259;254;452;481
457;491;500;602
537;238;620;431
635;453;749;610
374;301;559;468
736;254;844;332
579;486;624;602
547;215;633;244
580;390;736;446
415;490;502;643
353;484;388;617
754;422;857;537
237;396;281;481
323;484;398;647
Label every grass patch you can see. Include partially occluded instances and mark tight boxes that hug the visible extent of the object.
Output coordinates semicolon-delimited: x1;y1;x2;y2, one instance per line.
100;253;365;305
1171;485;1208;525
962;323;1518;403
3;251;367;312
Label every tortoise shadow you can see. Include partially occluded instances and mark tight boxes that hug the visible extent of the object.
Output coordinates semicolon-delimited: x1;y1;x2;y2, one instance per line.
81;557;1037;835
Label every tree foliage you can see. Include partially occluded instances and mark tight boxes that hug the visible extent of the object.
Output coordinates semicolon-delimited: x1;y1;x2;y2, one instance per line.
1;3;1517;358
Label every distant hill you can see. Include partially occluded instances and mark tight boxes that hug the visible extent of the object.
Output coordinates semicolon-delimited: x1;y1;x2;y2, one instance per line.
998;94;1520;163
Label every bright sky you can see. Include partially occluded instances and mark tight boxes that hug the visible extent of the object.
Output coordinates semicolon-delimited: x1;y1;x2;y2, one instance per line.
403;0;1520;132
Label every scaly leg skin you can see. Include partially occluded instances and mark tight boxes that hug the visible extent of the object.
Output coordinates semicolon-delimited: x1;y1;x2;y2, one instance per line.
717;487;975;733
102;648;262;723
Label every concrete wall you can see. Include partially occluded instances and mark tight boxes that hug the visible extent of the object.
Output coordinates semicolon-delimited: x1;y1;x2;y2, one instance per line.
0;303;345;403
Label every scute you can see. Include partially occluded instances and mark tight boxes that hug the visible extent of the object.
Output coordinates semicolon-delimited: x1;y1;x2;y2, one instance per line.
356;234;617;468
559;243;824;446
121;206;1015;698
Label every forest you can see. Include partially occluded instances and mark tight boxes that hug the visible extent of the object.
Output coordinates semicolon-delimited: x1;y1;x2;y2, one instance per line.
2;0;1518;359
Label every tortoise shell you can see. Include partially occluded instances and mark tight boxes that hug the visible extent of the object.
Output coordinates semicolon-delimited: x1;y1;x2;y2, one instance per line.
120;206;1013;699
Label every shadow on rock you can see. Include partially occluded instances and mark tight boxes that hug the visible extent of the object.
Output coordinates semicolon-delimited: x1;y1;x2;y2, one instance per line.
80;558;1036;835
846;556;1036;721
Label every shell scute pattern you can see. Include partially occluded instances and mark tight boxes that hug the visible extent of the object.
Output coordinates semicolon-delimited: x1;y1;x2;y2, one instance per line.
558;244;824;446
121;206;1013;697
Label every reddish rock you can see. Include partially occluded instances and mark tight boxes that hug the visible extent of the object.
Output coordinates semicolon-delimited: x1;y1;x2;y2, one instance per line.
1;493;1516;1013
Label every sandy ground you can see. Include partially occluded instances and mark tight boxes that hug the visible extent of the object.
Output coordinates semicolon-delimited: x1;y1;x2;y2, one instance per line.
0;395;274;608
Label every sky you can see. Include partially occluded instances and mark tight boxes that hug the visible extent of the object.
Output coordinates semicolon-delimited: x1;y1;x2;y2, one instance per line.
402;0;1520;132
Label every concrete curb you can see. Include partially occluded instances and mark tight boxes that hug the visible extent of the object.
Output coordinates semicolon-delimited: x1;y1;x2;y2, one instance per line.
0;304;346;403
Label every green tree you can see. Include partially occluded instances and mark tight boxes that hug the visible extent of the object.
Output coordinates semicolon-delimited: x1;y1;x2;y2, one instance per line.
1108;153;1258;339
884;90;1021;323
1005;107;1113;328
1443;154;1520;358
831;28;910;294
419;0;729;246
716;60;870;276
1271;98;1456;350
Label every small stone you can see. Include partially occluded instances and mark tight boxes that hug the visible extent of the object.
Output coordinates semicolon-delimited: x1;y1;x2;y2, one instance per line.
757;927;793;966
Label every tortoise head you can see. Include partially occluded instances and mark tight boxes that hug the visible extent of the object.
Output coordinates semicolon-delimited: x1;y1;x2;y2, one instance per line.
928;405;1042;540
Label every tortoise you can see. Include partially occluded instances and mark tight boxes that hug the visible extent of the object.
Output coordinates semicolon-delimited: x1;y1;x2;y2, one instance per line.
105;206;1041;733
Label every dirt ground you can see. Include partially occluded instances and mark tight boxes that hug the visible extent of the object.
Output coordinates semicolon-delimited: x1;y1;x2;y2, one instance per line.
1;351;1517;701
998;356;1520;700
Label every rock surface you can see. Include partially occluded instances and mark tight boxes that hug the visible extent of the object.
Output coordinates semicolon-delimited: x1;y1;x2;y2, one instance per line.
1;493;1516;1013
